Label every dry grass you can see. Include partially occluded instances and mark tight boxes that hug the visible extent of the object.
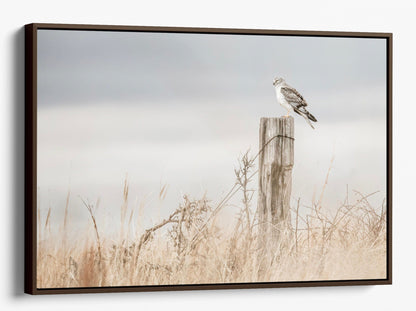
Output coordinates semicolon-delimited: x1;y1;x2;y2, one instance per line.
37;153;386;288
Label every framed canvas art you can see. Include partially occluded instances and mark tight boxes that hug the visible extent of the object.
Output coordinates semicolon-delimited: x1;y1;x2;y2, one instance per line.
25;23;392;294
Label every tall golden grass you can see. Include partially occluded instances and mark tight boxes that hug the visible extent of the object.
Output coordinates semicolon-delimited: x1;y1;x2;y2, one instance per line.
37;153;386;288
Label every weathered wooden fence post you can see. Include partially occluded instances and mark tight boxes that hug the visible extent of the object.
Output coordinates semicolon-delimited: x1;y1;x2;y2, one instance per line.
257;117;294;277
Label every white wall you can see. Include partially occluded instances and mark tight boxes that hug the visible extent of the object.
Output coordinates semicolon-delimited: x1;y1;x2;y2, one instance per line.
0;0;413;310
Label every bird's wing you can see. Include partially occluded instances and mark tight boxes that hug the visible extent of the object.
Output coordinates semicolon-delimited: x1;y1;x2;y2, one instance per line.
281;86;308;108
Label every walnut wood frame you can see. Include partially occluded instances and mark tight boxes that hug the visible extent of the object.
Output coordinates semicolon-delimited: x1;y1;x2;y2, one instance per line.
24;23;393;295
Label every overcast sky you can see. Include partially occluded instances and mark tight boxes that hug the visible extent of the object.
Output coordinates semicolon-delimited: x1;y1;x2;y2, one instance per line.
37;29;387;234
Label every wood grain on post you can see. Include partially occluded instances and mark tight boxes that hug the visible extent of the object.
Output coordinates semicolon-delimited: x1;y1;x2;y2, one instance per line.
257;117;294;277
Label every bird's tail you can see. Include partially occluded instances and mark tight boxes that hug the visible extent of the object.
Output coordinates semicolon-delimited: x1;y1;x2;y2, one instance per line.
302;114;315;129
294;108;317;129
305;111;317;122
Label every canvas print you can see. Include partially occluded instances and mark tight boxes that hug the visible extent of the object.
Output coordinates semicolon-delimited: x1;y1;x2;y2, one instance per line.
35;28;388;289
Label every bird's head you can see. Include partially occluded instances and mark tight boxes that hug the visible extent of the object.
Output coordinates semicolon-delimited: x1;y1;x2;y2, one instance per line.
273;77;285;87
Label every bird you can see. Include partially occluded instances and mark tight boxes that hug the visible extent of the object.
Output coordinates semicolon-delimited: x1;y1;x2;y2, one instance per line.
273;77;317;129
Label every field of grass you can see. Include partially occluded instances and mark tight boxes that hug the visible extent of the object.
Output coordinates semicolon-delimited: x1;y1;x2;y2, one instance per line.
37;153;386;288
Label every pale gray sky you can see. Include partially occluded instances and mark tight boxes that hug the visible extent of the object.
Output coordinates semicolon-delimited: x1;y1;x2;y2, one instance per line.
37;29;387;235
38;30;386;121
